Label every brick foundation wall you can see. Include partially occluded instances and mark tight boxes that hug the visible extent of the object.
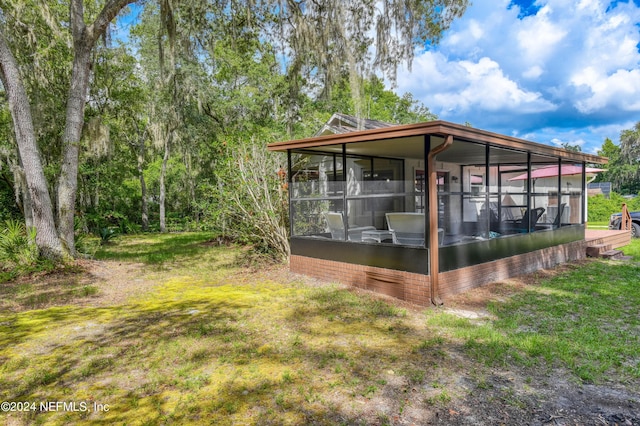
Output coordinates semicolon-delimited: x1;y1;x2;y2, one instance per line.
438;240;586;298
290;256;430;305
290;239;588;306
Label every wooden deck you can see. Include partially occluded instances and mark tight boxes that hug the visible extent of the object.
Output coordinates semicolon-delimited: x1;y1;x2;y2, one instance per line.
585;229;632;249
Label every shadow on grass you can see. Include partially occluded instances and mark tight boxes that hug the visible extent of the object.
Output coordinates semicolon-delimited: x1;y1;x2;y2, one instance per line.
0;282;448;425
5;235;638;424
0;265;97;313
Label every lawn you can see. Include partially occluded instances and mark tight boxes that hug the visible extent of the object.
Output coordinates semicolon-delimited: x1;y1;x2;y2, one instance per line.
0;234;638;425
586;221;610;229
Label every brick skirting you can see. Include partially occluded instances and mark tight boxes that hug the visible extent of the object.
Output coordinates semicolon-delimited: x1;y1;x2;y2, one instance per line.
290;239;588;306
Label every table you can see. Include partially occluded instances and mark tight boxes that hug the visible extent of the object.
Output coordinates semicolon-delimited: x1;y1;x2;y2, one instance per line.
362;230;394;243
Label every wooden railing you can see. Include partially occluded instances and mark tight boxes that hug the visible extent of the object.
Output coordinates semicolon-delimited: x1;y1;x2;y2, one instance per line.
621;203;632;231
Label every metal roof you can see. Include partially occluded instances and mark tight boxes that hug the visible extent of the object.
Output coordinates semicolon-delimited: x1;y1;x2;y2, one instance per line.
268;120;607;165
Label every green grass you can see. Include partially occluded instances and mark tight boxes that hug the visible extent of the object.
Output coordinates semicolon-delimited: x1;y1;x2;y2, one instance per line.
0;233;638;424
94;232;219;265
586;221;609;229
1;233;427;425
621;237;640;260
427;238;640;383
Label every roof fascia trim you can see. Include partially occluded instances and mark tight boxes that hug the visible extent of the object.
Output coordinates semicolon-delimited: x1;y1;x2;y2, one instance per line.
268;120;607;164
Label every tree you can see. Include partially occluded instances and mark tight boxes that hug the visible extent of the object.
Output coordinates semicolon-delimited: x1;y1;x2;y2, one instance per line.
618;122;640;194
0;31;65;259
279;0;469;115
560;141;582;152
56;0;139;254
0;0;137;258
80;44;151;233
620;122;640;165
1;0;469;259
594;134;640;195
315;74;437;124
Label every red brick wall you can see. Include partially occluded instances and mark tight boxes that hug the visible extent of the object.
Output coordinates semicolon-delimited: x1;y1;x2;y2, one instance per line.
290;256;430;305
438;240;586;297
290;239;588;306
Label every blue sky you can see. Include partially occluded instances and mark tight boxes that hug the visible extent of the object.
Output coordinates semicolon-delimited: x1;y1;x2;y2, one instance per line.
393;0;640;154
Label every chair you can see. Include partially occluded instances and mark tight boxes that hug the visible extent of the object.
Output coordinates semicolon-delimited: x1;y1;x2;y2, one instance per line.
322;212;375;242
501;207;545;233
385;212;443;246
538;203;566;230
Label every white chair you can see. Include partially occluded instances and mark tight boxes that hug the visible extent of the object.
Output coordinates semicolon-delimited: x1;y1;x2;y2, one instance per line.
385;212;443;246
323;212;375;242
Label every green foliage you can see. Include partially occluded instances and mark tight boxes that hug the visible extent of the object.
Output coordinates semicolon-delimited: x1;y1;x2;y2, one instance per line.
560;141;581;152
0;219;38;270
0;0;466;258
588;193;640;222
0;176;20;222
316;75;437;124
98;227;118;245
594;131;640;194
202;142;290;261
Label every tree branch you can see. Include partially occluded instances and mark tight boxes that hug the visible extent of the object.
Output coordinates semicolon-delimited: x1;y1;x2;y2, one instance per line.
87;0;139;44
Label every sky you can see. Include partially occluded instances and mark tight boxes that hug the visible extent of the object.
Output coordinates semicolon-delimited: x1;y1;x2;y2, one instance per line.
392;0;640;154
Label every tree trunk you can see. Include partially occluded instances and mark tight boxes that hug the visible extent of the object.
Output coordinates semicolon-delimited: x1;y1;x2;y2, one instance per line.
16;165;34;229
0;31;65;260
140;167;149;232
159;135;170;233
1;0;135;259
12;153;34;229
128;124;149;232
57;0;137;255
57;40;93;256
138;141;149;232
185;150;198;227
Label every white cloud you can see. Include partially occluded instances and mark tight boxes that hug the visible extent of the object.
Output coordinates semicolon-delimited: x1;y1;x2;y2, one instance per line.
392;0;640;152
572;68;640;113
523;65;544;79
516;8;568;64
397;54;555;117
447;19;484;47
449;58;556;113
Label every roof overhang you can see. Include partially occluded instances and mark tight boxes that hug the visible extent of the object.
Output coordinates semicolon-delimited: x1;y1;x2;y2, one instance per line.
267;120;608;165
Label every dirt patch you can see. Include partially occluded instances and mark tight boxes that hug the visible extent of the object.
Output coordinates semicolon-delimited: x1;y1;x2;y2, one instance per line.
74;259;157;306
0;260;156;312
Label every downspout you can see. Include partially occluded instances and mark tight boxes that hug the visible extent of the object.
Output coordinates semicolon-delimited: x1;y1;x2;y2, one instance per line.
428;135;453;306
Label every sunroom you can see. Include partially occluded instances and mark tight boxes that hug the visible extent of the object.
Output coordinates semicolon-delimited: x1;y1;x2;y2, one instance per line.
268;121;609;305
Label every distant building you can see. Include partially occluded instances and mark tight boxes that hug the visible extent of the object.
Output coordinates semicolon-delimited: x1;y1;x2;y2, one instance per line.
588;182;611;198
314;113;394;137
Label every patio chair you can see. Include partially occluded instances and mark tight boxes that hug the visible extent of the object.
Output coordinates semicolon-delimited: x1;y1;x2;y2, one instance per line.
322;212;375;242
538;203;566;230
501;207;545;234
385;212;443;246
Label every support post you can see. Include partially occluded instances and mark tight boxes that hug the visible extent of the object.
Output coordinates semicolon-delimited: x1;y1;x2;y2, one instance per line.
428;135;453;306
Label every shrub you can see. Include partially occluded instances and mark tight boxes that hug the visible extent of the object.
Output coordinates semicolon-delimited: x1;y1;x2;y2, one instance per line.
202;142;290;261
98;227;118;245
0;219;39;269
588;193;640;222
